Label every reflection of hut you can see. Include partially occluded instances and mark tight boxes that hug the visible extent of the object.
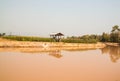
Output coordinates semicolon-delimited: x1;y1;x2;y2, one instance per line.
49;50;62;58
50;32;64;42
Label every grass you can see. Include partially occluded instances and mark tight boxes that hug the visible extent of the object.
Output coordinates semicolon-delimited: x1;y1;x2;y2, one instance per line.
2;35;53;42
61;38;97;43
2;35;97;43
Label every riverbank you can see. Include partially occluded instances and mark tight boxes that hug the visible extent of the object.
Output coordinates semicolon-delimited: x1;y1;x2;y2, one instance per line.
105;42;120;46
0;38;106;49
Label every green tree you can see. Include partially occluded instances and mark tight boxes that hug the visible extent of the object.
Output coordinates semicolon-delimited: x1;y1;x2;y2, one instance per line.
0;33;6;37
111;25;120;33
110;33;119;42
110;25;120;43
101;32;110;42
2;33;6;36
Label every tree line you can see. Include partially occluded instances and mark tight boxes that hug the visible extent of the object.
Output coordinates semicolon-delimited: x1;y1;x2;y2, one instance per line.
1;25;120;43
0;33;6;37
101;25;120;43
62;25;120;43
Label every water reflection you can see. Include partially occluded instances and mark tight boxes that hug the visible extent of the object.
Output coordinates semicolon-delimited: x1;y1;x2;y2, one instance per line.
0;47;120;81
0;46;120;61
0;48;94;59
49;50;62;58
101;46;120;63
0;48;63;59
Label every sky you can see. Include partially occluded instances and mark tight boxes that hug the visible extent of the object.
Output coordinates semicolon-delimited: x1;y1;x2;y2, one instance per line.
0;0;120;37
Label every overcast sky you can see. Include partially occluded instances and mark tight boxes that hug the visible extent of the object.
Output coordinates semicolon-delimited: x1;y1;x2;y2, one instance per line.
0;0;120;37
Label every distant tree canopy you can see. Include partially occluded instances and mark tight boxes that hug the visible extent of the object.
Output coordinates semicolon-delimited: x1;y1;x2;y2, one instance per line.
1;25;120;43
0;33;6;37
101;25;120;43
62;25;120;43
62;34;100;43
111;25;120;32
101;32;110;42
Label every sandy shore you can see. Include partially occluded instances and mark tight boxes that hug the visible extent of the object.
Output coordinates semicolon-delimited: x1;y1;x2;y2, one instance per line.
0;38;106;50
105;42;120;46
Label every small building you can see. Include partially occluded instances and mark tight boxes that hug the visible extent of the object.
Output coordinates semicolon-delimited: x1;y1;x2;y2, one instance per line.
50;32;64;42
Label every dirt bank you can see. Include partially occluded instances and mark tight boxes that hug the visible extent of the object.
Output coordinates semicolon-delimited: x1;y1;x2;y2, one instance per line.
105;42;120;46
0;38;106;50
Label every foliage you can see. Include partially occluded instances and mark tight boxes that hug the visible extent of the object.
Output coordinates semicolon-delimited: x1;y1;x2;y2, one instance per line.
2;36;53;42
100;25;120;43
111;25;120;32
61;34;98;43
110;32;120;42
1;25;120;43
0;33;6;37
101;32;110;42
110;25;120;43
2;35;98;43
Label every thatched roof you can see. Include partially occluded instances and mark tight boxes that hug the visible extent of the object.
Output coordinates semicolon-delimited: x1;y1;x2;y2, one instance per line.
50;32;64;36
55;32;64;36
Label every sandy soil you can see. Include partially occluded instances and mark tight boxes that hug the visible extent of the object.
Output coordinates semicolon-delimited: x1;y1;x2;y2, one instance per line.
0;38;106;52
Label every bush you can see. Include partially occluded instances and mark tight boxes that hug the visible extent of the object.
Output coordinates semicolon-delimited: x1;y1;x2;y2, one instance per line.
61;38;97;43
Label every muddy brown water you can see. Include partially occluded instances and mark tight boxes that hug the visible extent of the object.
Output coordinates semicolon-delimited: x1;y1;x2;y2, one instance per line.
0;46;120;81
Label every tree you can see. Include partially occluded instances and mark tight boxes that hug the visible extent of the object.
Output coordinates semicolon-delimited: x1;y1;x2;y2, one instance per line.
110;33;119;42
111;25;120;33
110;25;120;43
101;32;110;42
2;33;6;36
0;33;6;37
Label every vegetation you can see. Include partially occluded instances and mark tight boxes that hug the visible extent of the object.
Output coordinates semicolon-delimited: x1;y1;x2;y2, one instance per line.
61;35;99;43
101;25;120;43
0;33;6;37
2;35;53;42
1;25;120;43
1;35;98;43
64;25;120;43
62;25;120;43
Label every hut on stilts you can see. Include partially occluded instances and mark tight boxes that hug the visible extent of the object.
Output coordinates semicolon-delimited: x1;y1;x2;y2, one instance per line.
50;32;64;42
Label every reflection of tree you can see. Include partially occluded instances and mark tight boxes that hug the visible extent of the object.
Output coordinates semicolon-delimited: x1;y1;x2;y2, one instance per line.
101;46;120;63
101;46;110;54
49;50;62;58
